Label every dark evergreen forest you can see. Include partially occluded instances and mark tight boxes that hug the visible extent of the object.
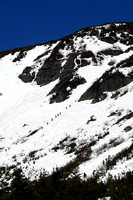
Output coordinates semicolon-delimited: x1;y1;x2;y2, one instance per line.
0;167;133;200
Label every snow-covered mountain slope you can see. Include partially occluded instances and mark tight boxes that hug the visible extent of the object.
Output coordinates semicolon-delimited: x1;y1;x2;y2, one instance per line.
0;22;133;184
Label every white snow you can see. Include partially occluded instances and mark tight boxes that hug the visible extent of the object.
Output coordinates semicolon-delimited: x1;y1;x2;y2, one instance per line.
0;26;133;182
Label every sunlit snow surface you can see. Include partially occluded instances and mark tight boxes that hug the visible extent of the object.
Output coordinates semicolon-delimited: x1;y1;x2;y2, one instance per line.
0;25;133;182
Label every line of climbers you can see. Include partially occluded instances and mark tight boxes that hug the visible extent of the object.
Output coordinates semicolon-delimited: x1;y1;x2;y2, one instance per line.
45;101;77;125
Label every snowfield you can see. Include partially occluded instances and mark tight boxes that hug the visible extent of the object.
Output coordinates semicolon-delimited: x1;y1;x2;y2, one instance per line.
0;22;133;183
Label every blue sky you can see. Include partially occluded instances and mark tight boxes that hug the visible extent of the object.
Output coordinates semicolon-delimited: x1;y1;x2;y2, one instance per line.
0;0;133;51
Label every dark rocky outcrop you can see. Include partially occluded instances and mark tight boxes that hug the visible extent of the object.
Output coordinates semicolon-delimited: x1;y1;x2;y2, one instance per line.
13;51;27;62
35;41;67;85
79;69;133;103
98;22;133;45
46;53;86;103
116;55;133;68
81;51;95;59
49;75;86;103
19;67;35;83
34;45;86;102
17;22;133;103
35;61;61;85
98;49;123;56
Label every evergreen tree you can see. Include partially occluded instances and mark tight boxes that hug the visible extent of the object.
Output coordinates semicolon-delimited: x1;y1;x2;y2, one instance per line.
8;169;33;200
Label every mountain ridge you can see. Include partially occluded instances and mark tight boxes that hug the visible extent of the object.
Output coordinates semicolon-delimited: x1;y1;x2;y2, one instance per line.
0;21;133;56
0;22;133;187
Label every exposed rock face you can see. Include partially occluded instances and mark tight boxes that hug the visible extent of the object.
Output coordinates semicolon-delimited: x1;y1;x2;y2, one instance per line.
49;75;86;103
0;22;133;184
14;22;133;103
79;54;133;102
19;67;35;83
98;49;123;56
96;22;133;45
1;22;133;104
117;55;133;68
79;70;133;103
13;51;27;62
